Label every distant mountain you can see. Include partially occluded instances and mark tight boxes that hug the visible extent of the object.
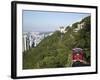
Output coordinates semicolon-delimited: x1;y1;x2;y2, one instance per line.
23;16;91;69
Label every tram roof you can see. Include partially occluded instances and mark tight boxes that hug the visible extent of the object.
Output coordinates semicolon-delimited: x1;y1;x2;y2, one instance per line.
72;48;83;51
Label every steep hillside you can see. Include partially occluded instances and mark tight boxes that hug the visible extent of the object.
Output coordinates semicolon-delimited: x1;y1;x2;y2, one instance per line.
23;16;91;69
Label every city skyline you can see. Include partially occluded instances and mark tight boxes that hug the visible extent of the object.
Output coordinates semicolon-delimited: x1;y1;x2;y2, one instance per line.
23;10;90;32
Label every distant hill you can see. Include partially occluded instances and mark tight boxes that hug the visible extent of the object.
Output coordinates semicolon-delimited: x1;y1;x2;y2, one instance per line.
23;16;91;69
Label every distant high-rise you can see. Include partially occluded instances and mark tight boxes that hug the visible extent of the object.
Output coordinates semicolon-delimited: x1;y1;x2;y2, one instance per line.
22;32;54;52
22;35;27;52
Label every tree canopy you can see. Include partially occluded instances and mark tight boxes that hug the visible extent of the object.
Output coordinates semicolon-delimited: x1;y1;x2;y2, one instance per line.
23;16;91;69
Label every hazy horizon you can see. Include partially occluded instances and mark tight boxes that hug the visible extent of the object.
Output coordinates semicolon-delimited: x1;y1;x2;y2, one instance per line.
23;10;90;32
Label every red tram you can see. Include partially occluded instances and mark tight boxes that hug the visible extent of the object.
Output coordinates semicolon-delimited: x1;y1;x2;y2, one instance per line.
72;48;84;62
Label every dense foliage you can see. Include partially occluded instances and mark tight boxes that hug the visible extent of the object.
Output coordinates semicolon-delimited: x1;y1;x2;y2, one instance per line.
23;16;91;69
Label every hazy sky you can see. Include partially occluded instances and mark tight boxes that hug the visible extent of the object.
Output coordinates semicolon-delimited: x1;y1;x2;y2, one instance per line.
23;10;90;32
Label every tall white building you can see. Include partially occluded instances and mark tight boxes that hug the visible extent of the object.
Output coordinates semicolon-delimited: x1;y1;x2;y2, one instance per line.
22;35;27;52
22;33;33;52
